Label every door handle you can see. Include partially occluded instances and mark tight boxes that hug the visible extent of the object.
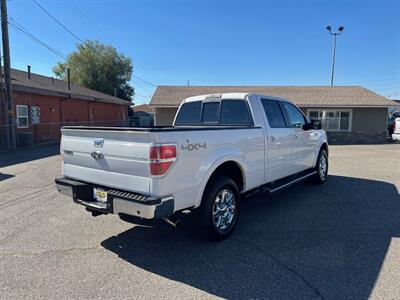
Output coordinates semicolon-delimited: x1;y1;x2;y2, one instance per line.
269;136;276;143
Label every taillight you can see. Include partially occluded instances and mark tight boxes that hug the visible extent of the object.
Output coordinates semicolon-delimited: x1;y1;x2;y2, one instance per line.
149;144;177;176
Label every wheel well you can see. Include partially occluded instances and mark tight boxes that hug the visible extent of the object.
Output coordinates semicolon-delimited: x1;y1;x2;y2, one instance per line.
208;161;244;192
320;143;329;156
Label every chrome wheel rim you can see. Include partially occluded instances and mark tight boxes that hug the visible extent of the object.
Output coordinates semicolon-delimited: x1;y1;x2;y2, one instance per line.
319;155;327;179
212;189;236;232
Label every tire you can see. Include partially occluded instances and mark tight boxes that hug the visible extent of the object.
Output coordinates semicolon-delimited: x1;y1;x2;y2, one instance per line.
195;175;241;241
313;149;328;184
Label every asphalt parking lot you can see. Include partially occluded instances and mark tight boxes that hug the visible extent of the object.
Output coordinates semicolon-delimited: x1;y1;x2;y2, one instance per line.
0;144;399;299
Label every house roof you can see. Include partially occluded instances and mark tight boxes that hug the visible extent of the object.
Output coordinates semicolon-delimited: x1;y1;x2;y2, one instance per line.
8;68;131;106
133;104;154;113
151;86;397;108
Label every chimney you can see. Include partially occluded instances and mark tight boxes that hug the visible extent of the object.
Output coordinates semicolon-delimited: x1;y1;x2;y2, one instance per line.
51;77;54;84
114;87;117;97
27;65;31;79
67;68;70;90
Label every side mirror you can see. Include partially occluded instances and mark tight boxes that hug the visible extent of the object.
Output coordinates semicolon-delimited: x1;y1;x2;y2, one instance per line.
302;122;312;130
311;119;322;130
303;120;321;130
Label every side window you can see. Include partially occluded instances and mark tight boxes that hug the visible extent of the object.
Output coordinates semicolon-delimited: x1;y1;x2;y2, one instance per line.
174;101;201;125
220;100;253;125
202;102;220;123
280;102;305;128
261;100;286;128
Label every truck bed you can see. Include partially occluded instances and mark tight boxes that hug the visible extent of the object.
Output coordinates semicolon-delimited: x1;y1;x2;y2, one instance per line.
62;125;260;132
60;125;264;200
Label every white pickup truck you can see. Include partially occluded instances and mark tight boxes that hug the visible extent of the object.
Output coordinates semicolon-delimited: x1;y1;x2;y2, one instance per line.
56;93;328;240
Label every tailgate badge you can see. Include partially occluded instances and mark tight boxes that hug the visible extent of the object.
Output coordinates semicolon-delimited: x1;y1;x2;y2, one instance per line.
91;151;104;160
93;138;104;148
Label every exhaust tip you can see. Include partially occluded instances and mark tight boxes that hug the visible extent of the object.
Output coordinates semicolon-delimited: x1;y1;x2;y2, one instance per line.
175;219;182;229
162;217;182;229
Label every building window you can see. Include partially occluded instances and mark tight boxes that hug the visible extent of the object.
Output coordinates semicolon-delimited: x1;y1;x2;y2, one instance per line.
16;105;29;128
30;106;40;124
307;109;352;131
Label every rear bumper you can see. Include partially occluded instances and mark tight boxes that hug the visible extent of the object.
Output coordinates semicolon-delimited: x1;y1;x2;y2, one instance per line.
55;176;174;219
392;133;400;141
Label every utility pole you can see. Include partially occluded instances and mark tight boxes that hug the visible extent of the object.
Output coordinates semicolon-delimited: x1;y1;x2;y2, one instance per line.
1;0;16;150
0;46;5;150
326;25;344;87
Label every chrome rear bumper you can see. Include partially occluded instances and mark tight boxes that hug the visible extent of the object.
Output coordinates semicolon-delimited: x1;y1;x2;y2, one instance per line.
55;176;174;219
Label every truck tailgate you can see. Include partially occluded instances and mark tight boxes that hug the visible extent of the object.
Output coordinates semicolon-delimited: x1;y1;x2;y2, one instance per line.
61;128;152;194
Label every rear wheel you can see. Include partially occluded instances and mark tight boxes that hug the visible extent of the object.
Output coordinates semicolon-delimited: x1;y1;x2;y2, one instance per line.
196;175;240;241
314;149;328;184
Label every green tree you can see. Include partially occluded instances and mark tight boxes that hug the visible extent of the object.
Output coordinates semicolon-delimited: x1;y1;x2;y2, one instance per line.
53;40;134;101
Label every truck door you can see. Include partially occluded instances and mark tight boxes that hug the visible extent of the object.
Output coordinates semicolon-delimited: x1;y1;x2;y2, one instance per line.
260;99;294;182
279;101;316;173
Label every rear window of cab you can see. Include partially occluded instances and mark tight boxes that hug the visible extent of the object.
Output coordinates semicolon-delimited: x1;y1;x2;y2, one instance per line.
174;99;253;126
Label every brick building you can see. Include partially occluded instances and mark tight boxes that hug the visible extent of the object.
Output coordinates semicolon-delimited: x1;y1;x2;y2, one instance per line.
0;67;130;147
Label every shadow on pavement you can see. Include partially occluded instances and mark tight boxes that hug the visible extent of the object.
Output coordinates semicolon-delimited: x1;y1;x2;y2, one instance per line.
0;145;59;168
0;173;15;182
101;175;400;299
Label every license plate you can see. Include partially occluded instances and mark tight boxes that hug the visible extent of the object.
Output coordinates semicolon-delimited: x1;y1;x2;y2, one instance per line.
93;187;107;203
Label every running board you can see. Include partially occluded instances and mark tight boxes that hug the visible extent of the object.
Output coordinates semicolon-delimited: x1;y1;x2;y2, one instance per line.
262;171;317;193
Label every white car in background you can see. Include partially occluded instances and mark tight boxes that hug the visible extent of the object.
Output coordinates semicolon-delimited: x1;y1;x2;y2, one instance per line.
392;118;400;141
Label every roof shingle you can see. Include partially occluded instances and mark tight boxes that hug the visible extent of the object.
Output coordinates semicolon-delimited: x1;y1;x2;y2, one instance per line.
133;104;154;113
150;86;397;107
9;68;131;106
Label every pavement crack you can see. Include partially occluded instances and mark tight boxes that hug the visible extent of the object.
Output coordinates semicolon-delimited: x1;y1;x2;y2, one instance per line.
0;245;103;257
231;237;324;299
0;182;54;195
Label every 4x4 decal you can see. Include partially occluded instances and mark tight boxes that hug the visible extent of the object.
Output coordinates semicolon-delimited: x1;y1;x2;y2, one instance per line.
181;140;207;151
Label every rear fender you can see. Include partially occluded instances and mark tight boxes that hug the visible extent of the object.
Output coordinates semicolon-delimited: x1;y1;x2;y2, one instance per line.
194;145;246;208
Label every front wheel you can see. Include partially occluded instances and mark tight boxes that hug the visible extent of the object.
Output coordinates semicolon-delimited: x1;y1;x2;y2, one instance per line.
314;149;328;184
196;175;241;241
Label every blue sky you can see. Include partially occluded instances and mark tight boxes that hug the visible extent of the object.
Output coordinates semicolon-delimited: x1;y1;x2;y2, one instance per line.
8;0;400;104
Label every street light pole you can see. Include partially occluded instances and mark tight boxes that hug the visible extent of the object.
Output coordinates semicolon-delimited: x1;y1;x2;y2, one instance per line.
326;25;344;87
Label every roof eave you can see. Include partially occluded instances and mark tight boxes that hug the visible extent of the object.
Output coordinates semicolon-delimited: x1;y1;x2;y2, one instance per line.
13;84;130;105
299;104;397;108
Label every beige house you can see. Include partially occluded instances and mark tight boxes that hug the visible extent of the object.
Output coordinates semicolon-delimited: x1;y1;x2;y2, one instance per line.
150;86;397;144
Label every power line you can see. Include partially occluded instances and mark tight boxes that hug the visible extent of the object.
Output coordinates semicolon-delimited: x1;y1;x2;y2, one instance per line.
71;1;120;48
132;79;155;92
69;1;165;90
66;2;164;89
132;75;157;87
134;95;149;100
9;16;158;92
14;1;162;97
8;17;69;61
32;0;84;43
134;92;151;98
